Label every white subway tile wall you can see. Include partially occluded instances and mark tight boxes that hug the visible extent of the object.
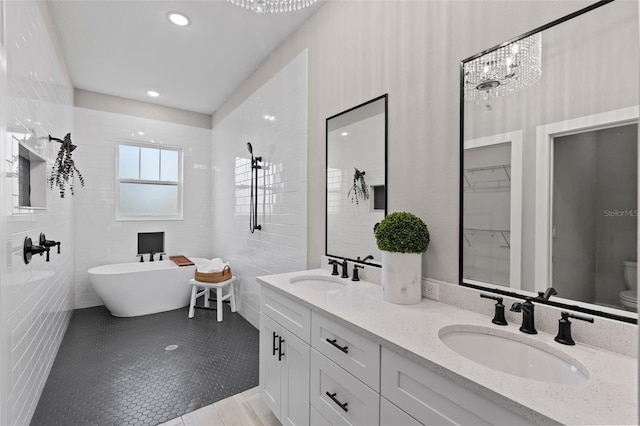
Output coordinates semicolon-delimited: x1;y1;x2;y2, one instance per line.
211;51;308;328
73;107;212;309
1;2;75;425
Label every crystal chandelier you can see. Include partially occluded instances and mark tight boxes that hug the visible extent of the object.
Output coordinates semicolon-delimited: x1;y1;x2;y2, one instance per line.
463;33;542;111
227;0;317;14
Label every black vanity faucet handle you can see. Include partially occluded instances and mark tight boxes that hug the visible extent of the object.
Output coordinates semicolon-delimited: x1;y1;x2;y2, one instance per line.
136;254;144;263
158;252;166;261
326;338;349;353
565;312;595;323
480;294;508;326
325;392;349;412
352;265;364;282
328;259;339;276
554;312;594;346
56;242;61;254
45;248;50;262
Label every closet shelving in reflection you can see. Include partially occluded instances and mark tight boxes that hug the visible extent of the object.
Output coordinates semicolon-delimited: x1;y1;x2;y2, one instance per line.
463;164;511;192
463;228;511;248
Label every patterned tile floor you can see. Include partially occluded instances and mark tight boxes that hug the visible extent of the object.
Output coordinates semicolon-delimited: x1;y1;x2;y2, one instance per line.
31;303;259;426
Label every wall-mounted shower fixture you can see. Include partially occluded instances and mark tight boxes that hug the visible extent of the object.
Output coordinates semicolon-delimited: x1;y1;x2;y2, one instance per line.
247;142;262;233
40;233;61;255
23;236;50;264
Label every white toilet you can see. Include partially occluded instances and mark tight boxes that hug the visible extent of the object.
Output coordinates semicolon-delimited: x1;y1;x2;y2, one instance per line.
619;261;637;312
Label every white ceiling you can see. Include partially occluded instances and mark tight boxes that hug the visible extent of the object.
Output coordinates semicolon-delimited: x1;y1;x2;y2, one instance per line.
47;0;322;115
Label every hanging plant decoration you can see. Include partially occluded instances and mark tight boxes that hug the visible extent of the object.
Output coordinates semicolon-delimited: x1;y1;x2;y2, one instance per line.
48;133;84;198
347;167;369;204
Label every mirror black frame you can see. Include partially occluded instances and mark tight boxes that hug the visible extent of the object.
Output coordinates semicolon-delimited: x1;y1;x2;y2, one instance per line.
325;93;388;267
459;0;636;324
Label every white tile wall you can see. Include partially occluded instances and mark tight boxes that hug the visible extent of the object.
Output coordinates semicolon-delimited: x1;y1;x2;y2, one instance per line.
1;2;75;425
73;107;212;308
211;51;308;328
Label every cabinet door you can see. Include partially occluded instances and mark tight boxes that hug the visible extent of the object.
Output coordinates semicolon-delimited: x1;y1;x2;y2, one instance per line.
260;313;282;420
281;327;311;426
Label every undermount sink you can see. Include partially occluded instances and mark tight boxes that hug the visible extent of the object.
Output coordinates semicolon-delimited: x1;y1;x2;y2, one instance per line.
289;275;346;291
439;325;589;384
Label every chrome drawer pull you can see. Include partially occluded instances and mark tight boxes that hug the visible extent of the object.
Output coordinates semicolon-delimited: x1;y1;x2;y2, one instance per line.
326;392;349;412
326;338;349;353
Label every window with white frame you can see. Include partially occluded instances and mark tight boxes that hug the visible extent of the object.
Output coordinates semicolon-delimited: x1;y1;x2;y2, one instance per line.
117;142;182;219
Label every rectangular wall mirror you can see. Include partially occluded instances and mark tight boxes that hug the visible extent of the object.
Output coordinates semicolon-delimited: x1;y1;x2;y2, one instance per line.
460;0;638;322
326;94;387;266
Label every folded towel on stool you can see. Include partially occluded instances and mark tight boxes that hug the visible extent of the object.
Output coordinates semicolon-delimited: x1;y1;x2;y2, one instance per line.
195;258;229;273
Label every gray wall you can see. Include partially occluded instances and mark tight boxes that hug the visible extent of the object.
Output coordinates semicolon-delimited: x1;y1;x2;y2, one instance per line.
553;125;637;307
213;0;612;283
595;125;638;306
463;0;639;290
553;132;598;303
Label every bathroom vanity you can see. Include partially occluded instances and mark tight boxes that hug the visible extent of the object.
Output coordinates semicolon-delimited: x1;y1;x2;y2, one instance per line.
257;270;637;426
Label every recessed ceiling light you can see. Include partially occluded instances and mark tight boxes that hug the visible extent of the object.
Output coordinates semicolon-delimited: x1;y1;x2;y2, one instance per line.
167;12;190;27
146;90;160;98
341;132;349;137
137;131;145;136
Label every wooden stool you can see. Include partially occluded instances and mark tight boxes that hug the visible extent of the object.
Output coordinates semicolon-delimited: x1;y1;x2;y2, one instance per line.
188;276;237;322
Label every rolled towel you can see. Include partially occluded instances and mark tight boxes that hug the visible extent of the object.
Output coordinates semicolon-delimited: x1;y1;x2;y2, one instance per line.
195;258;230;273
195;260;214;273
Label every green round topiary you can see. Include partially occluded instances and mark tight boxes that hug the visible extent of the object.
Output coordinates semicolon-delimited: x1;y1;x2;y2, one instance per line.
375;211;430;253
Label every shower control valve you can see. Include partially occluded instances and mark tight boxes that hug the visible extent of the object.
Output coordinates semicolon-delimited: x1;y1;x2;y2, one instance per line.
39;233;61;254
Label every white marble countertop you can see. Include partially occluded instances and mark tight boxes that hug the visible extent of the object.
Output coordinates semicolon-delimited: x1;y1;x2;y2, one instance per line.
257;269;638;426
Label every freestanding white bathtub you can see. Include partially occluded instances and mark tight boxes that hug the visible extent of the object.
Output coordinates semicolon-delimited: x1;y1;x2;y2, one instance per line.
88;257;206;317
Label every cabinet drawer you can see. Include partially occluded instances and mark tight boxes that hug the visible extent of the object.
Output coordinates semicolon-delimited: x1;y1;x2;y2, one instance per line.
311;311;380;391
380;397;422;426
310;405;332;426
261;286;311;343
381;347;533;426
310;349;379;426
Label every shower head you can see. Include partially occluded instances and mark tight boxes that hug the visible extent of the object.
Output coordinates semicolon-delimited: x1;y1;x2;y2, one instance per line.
247;142;253;155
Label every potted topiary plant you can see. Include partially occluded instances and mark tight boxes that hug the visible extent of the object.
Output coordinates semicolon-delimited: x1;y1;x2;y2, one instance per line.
374;211;430;304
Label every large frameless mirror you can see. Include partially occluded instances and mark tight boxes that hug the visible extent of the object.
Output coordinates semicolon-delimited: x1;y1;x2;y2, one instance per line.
460;0;638;323
326;94;387;266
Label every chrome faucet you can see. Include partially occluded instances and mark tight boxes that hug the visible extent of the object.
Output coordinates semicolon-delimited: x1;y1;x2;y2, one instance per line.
510;298;537;334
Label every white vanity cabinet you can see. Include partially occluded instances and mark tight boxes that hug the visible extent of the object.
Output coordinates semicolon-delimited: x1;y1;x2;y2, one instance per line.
260;283;534;426
259;288;311;426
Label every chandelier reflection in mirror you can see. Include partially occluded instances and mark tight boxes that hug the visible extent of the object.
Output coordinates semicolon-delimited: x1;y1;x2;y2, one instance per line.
464;33;542;112
227;0;317;14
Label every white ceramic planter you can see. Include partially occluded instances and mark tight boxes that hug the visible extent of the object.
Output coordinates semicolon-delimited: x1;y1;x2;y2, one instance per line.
381;251;422;305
